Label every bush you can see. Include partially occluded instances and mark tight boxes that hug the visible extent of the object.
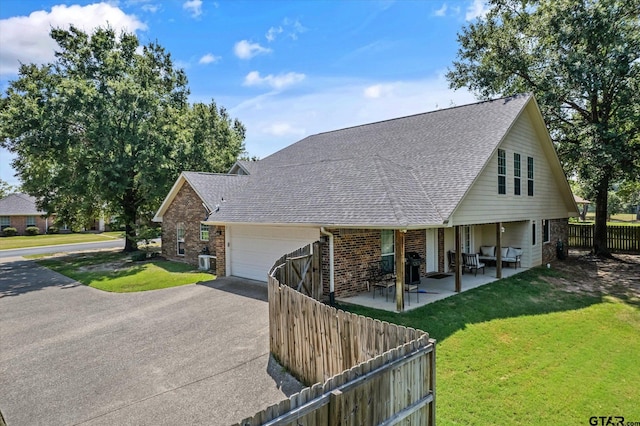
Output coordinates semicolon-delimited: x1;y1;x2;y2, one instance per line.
25;226;40;236
47;226;59;234
2;227;17;237
131;251;148;262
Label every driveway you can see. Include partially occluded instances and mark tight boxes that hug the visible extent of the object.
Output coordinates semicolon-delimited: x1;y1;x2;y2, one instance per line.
0;258;301;425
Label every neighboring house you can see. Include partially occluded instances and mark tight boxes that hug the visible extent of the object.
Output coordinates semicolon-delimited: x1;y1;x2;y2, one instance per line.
154;94;578;299
0;193;53;236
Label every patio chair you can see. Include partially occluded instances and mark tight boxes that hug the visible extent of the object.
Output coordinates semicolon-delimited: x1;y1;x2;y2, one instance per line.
463;253;485;276
447;250;457;271
368;261;395;301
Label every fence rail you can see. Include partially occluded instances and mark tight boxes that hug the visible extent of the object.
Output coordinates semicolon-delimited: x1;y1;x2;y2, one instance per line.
568;224;640;253
233;242;436;426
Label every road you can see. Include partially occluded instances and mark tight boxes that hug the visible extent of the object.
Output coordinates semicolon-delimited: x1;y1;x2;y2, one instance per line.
0;239;125;258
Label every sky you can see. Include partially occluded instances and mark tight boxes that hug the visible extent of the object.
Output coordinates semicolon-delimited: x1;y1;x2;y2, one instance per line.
0;0;489;187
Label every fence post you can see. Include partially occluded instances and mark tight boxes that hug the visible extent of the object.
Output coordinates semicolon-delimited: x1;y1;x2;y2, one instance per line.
329;390;343;425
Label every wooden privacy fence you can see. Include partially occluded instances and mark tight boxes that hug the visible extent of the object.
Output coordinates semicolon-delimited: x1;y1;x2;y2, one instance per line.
269;242;323;300
568;224;640;253
233;242;436;426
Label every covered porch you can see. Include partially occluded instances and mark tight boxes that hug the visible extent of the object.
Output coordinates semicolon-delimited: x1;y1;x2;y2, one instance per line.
337;264;527;312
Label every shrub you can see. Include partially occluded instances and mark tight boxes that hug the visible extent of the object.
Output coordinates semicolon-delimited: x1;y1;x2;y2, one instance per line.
48;226;59;234
25;226;40;236
131;251;148;262
2;227;17;237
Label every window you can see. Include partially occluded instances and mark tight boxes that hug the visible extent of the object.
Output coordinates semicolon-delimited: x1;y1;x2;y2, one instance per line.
381;229;395;273
532;220;537;246
0;216;10;230
26;216;36;226
498;149;506;194
514;153;521;196
200;223;209;241
527;156;534;196
543;219;550;243
463;226;474;253
176;222;185;255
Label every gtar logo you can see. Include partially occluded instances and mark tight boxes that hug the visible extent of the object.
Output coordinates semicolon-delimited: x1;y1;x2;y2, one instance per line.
589;416;625;426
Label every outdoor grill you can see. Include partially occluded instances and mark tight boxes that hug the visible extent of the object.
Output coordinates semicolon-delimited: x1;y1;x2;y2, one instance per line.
405;251;423;285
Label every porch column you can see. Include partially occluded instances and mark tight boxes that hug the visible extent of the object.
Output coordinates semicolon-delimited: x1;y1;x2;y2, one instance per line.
496;222;503;279
395;230;405;312
455;226;462;293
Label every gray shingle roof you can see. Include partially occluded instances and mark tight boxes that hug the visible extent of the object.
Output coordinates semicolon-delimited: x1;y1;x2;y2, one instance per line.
204;94;532;227
0;193;45;216
182;172;249;210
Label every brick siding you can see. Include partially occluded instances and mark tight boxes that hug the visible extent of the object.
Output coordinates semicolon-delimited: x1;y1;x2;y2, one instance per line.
1;215;51;236
321;228;429;298
161;182;218;267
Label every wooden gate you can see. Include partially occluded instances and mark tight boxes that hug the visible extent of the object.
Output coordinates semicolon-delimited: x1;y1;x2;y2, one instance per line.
269;241;322;300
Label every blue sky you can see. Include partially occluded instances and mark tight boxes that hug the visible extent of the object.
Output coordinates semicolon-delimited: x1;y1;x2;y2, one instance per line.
0;0;488;187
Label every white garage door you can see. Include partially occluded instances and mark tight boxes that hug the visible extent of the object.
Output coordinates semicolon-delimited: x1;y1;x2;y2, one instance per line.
228;225;319;281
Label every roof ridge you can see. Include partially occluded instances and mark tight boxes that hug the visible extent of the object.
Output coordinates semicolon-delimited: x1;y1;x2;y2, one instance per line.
306;93;531;139
373;156;409;227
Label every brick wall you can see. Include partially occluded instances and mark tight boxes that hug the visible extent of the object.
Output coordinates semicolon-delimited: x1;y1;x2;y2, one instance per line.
161;182;217;266
542;218;569;264
1;215;50;236
438;229;445;272
214;225;226;276
321;228;428;298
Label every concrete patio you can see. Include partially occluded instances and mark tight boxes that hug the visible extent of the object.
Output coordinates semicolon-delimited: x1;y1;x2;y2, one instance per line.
337;266;528;312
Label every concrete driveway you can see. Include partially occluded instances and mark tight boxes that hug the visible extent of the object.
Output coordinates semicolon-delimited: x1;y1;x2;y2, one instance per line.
0;258;301;426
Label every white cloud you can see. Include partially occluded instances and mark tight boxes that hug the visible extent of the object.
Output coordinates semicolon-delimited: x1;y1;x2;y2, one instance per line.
234;40;272;60
265;26;283;42
466;0;490;21
243;71;306;90
0;3;147;76
434;3;448;17
262;122;306;137
363;84;393;99
198;53;220;64
141;4;160;13
229;74;476;159
283;18;307;40
183;0;203;18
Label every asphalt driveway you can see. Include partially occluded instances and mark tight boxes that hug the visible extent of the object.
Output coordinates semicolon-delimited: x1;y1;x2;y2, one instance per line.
0;257;301;425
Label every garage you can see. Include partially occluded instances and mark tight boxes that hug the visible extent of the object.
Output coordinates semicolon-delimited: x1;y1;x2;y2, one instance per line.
227;225;320;281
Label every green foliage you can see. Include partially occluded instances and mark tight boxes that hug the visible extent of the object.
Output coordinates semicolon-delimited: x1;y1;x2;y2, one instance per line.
607;191;623;217
47;226;59;234
2;227;17;237
447;0;640;253
25;226;40;236
0;179;16;198
0;26;245;252
616;180;640;211
131;251;147;262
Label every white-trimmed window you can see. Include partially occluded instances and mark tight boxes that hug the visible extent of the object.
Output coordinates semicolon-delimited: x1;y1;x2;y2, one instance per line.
498;149;506;194
514;153;521;196
381;229;395;273
176;222;185;256
463;225;474;254
543;219;550;243
0;216;10;230
527;156;534;196
26;216;36;226
200;224;209;241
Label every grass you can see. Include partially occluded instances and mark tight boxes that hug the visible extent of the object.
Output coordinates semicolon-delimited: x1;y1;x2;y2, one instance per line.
0;231;123;250
341;267;640;425
37;251;215;292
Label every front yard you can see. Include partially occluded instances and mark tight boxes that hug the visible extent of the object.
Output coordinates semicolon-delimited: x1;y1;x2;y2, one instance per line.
37;250;214;292
343;252;640;425
0;231;123;250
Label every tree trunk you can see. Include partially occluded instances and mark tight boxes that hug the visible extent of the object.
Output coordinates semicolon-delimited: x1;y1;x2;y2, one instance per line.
122;189;138;253
593;179;610;257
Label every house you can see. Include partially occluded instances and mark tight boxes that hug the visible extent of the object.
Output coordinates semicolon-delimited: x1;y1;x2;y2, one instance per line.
154;94;578;302
0;193;54;236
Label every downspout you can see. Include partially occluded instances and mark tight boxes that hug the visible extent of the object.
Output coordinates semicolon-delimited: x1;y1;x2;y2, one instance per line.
320;227;335;305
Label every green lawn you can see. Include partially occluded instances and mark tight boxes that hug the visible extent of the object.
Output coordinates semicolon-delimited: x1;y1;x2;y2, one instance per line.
0;231;123;250
37;251;214;292
341;267;640;425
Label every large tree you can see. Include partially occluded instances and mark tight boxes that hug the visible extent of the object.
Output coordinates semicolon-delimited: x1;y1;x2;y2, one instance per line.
1;26;245;251
447;0;640;255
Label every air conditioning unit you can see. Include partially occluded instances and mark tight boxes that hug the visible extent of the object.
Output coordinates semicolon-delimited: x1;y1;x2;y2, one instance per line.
198;254;213;270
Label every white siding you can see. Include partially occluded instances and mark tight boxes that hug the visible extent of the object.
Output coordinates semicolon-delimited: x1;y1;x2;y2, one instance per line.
451;109;572;226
